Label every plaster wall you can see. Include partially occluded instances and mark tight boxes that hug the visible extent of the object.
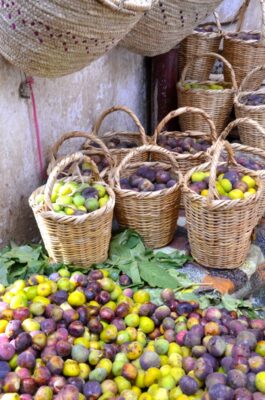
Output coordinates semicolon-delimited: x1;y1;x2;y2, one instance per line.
0;47;146;245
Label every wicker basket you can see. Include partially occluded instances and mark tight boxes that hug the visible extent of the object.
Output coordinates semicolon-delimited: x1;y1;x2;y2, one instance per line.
183;139;263;269
0;0;154;78
47;131;114;181
29;152;115;267
223;0;265;88
177;52;238;135
234;66;265;150
112;145;182;248
218;117;265;220
153;106;217;206
92;105;148;165
179;12;222;81
120;0;222;57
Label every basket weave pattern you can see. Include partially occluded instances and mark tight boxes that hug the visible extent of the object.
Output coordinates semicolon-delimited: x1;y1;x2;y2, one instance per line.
0;0;154;78
234;66;265;150
120;0;222;57
183;140;263;269
113;145;182;249
177;52;237;135
29;152;115;267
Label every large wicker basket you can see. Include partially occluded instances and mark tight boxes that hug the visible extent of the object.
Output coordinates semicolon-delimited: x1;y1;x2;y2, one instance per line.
179;12;222;81
0;0;154;78
112;145;182;248
153;107;217;206
234;66;265;150
218;117;265;220
47;131;114;181
92;105;148;165
177;52;238;135
29;152;115;267
183;139;263;269
223;0;265;88
120;0;222;57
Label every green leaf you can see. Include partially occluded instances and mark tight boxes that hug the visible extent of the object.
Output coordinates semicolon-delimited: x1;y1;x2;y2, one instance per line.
0;260;9;286
138;261;180;289
168;269;194;289
118;261;142;285
3;245;42;263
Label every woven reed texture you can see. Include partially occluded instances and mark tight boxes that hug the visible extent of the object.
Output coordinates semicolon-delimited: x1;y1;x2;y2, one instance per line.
152;106;217;207
177;52;238;135
223;0;265;88
219;117;265;220
0;0;154;78
92;105;148;166
183;140;263;269
112;145;182;248
47;131;114;182
179;12;222;81
29;152;115;267
234;66;265;150
120;0;222;57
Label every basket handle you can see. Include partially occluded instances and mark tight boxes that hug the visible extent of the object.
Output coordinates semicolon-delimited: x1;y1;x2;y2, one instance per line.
237;0;265;41
93;105;147;144
113;144;181;186
219;117;265;141
45;152;101;210
48;131;113;174
239;65;265;92
207;139;238;204
180;52;238;90
153;106;217;143
213;11;222;33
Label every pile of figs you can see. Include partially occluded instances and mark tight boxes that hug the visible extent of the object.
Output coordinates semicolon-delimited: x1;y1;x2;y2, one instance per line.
102;138;138;150
157;136;211;155
189;166;258;200
227;32;261;41
194;25;218;33
239;94;265;107
0;269;265;399
120;166;178;192
223;151;265;172
183;83;224;91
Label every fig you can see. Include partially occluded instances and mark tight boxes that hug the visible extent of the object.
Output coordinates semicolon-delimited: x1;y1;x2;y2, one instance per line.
119;275;132;287
194;357;213;380
83;380;102;399
248;355;265;373
20;377;37;395
138;179;154;192
0;361;11;379
227;369;247;389
56;340;72;357
33;366;51;385
154;305;171;320
17;350;36;370
68;320;85;337
156;170;171;184
15;333;32;353
0;343;15;361
40;318;56;335
49;376;67;393
206;372;227;389
3;372;20;393
71;344;89;363
46;355;64;375
34;386;53;400
234;388;253;400
207;336;226;357
179;375;199;395
182;356;196;373
51;290;68;305
208;384;234;400
139;351;161;370
237;330;257;350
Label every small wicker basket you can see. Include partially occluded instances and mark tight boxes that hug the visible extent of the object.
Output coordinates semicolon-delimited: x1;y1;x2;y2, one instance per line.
234;66;265;150
183;139;263;269
47;131;114;181
29;152;115;267
223;0;265;88
112;145;182;249
218;117;265;220
180;12;222;81
153;106;217;206
92;105;148;165
177;52;238;135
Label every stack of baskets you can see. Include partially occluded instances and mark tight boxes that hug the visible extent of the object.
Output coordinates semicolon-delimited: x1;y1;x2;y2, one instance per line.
29;152;115;267
234;65;265;150
179;12;222;81
177;52;238;135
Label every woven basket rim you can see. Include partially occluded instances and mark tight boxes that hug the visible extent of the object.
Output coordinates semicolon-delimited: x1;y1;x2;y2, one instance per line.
191;31;222;39
224;31;265;47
